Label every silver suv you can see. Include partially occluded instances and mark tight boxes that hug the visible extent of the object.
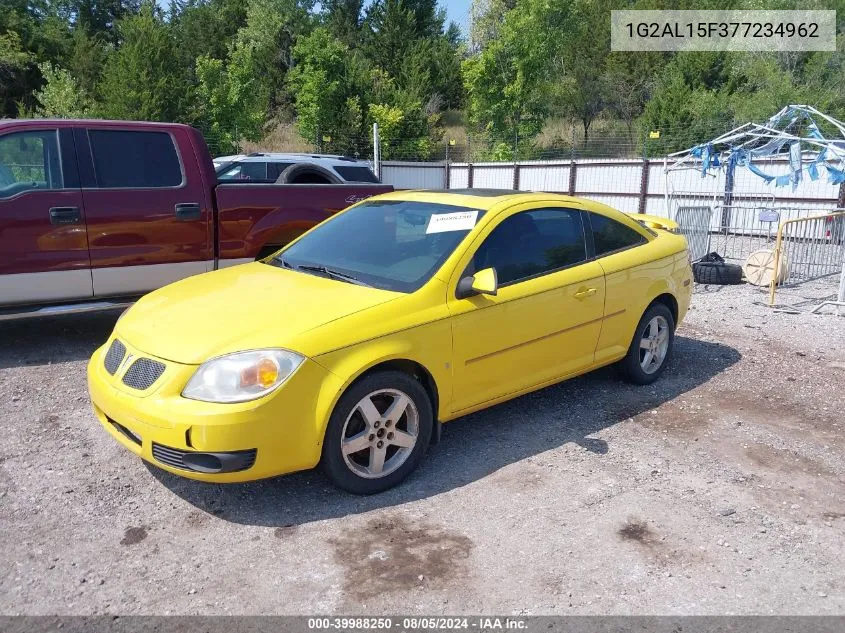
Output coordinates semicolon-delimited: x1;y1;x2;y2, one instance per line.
214;152;379;184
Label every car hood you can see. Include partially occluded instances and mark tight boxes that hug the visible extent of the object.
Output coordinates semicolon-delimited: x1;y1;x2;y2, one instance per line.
116;262;401;364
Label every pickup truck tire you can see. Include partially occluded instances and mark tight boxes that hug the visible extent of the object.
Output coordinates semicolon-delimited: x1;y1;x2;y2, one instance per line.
321;370;433;494
275;163;343;185
692;260;743;285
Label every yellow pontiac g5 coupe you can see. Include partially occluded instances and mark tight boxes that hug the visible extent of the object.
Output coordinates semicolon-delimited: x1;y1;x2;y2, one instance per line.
88;190;692;494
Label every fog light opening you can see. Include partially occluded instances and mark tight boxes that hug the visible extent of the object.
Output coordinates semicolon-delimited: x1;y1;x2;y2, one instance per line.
182;453;223;473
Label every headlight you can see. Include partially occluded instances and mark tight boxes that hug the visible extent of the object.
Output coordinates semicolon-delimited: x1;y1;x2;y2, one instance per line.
182;349;304;403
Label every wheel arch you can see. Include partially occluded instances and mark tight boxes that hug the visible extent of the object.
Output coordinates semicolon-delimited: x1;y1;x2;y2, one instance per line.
649;292;679;326
327;356;443;445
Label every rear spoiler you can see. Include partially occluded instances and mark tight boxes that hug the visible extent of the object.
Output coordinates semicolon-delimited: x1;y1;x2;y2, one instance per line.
626;213;680;233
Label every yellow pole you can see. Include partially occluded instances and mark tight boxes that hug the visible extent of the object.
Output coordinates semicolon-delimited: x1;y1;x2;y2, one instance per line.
769;220;786;306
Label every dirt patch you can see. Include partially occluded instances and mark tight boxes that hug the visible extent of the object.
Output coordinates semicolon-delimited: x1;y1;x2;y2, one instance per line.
330;515;473;602
618;519;658;548
745;444;834;477
120;526;148;546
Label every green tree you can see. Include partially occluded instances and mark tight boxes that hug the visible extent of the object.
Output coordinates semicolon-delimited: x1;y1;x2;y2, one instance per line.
97;4;185;121
33;61;94;117
287;27;368;151
229;0;315;117
464;0;576;150
193;55;263;154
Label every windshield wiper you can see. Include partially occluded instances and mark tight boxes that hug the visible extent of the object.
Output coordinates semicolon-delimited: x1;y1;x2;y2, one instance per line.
295;264;372;287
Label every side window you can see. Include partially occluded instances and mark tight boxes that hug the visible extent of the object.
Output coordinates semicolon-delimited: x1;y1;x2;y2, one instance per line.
473;208;587;286
334;165;380;183
88;130;182;188
0;130;63;198
267;162;293;181
589;213;646;255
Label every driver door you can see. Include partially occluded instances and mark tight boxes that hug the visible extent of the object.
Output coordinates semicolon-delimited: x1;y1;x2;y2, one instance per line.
446;204;606;413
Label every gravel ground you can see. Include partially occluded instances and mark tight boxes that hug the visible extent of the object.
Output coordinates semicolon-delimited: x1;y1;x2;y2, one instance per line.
1;283;844;615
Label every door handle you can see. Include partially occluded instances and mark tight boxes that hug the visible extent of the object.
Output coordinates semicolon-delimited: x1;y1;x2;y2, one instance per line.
574;287;597;299
175;203;202;221
49;206;81;225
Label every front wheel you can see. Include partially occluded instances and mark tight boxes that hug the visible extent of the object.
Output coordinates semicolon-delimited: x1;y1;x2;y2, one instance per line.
620;303;675;385
321;370;433;494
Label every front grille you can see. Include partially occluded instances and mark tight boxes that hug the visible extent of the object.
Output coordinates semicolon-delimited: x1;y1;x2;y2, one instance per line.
122;358;166;390
103;339;126;375
151;443;192;470
152;443;257;473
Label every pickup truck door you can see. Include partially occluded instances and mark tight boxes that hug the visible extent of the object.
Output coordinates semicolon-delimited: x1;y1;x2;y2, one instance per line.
77;126;213;297
0;126;93;306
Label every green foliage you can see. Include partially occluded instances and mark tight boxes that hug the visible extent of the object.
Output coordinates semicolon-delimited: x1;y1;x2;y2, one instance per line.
96;5;185;122
193;56;263;154
288;27;367;152
464;0;572;145
33;62;94;118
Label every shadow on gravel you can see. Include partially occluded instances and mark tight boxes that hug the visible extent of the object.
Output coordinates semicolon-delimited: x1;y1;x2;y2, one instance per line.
152;335;741;527
0;312;119;370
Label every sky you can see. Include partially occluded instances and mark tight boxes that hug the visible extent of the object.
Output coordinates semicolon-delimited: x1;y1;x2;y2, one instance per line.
441;0;472;34
155;0;473;35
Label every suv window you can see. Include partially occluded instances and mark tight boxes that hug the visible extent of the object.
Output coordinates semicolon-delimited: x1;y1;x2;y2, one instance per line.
473;208;587;286
218;161;269;182
589;213;645;255
0;130;63;198
88;130;182;188
267;162;294;181
334;165;379;183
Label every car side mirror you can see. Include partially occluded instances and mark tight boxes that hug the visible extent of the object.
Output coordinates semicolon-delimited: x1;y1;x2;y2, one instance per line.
456;267;498;299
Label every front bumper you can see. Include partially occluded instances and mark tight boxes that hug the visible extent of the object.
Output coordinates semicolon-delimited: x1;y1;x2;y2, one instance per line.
88;339;343;483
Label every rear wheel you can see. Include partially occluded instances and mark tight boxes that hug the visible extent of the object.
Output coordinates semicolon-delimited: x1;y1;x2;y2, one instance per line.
321;370;433;494
620;303;675;385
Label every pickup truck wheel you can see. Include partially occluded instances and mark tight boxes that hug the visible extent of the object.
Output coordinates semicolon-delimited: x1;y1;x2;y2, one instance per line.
321;370;433;494
620;303;675;385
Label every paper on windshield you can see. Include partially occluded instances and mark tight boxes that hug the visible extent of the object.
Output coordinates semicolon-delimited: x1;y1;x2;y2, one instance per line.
426;210;479;234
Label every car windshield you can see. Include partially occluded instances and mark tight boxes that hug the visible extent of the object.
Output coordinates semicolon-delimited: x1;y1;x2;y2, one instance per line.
274;200;485;293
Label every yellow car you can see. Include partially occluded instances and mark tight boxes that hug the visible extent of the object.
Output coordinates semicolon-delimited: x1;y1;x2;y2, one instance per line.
88;190;692;494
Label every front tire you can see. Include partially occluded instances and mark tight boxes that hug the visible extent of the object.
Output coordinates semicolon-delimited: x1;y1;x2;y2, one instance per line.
620;303;675;385
321;370;433;494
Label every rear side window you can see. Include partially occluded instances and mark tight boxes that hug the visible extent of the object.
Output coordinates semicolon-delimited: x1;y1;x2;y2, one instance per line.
267;162;294;181
589;213;646;256
88;130;182;188
334;165;379;183
0;130;63;198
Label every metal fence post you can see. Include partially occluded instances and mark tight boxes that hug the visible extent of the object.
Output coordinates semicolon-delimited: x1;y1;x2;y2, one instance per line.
372;123;381;181
467;135;474;189
639;159;650;214
444;140;451;190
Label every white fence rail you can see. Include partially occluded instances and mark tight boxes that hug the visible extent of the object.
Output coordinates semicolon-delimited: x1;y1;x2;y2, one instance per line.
380;158;845;220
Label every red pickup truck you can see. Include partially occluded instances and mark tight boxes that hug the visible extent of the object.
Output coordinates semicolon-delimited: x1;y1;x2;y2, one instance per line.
0;119;391;319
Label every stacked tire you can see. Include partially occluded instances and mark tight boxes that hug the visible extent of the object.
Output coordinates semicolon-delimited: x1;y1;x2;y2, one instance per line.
692;253;743;285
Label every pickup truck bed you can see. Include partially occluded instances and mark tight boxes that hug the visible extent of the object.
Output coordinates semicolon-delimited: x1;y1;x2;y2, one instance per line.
0;119;391;319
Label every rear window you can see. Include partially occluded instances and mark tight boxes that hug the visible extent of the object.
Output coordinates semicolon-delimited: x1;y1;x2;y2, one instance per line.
589;213;646;255
334;165;379;183
89;130;182;188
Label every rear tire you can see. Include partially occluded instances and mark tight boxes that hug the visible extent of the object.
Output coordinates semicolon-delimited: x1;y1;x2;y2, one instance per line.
321;370;433;494
620;303;675;385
